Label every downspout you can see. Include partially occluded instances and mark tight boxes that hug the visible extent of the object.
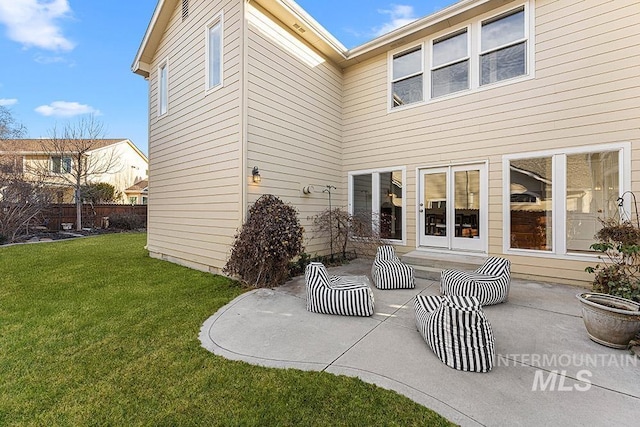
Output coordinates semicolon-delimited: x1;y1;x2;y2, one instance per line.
239;0;249;224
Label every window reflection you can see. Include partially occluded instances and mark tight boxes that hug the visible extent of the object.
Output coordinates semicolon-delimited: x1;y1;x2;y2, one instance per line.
510;157;552;250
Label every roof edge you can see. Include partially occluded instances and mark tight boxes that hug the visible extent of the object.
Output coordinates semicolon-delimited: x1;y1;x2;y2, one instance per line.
131;0;502;75
132;0;172;78
275;0;348;56
346;0;493;60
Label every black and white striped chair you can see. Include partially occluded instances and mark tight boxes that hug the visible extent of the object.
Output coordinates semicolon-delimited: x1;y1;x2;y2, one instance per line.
414;294;495;372
440;257;511;306
305;262;375;316
371;245;415;289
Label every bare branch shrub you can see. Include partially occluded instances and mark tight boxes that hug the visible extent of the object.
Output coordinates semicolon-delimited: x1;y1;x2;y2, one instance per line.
312;207;385;261
224;195;304;288
0;156;52;243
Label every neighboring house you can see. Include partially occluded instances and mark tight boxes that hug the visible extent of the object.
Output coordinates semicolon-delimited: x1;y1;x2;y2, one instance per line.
0;139;148;203
132;0;639;285
124;179;149;205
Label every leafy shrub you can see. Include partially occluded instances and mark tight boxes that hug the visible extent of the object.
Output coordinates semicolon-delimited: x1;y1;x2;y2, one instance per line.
585;193;640;302
107;212;146;230
224;195;304;288
287;252;312;277
81;182;118;203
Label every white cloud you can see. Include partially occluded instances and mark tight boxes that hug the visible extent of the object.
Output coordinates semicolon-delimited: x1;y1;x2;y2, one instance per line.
373;4;418;37
35;101;100;117
0;98;17;106
0;0;75;51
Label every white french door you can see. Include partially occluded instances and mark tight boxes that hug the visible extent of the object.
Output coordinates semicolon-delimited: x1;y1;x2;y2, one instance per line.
418;163;487;252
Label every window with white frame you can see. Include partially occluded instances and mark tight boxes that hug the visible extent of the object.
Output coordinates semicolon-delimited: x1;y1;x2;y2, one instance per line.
350;168;406;241
389;3;531;108
206;15;223;91
480;7;526;86
158;59;168;116
51;156;72;174
391;46;423;108
505;144;628;256
431;29;469;98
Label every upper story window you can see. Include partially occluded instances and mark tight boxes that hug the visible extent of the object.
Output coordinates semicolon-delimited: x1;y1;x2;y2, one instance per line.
206;14;223;92
51;156;72;174
431;29;469;98
480;7;526;85
158;59;168;116
389;3;531;109
391;46;423;108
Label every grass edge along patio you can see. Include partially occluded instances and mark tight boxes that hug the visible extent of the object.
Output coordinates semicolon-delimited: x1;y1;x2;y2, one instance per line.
0;233;452;426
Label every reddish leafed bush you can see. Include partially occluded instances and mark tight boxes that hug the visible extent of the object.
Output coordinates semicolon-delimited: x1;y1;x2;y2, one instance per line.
224;195;304;287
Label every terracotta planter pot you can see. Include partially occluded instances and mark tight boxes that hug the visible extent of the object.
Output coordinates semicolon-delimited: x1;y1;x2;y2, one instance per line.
576;292;640;349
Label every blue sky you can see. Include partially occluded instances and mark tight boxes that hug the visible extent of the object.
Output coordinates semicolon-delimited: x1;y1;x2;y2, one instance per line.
0;0;456;156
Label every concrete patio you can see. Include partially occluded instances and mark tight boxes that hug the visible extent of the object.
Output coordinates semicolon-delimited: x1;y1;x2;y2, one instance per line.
199;259;640;426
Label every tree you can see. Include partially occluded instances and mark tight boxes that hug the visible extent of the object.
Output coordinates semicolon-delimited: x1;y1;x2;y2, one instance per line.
0;107;51;243
0;105;27;140
29;116;122;231
312;207;385;260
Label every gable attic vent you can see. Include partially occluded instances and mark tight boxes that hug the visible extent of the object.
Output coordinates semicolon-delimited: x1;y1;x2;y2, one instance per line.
182;0;189;21
293;23;306;34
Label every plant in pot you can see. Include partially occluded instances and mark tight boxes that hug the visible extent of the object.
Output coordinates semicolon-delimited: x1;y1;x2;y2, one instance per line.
580;192;640;349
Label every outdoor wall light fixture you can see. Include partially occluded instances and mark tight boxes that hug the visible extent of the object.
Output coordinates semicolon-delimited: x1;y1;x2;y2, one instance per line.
252;166;261;183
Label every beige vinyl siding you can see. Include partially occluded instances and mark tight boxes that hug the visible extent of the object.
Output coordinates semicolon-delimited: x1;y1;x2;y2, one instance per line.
246;3;343;255
342;0;640;285
147;0;243;273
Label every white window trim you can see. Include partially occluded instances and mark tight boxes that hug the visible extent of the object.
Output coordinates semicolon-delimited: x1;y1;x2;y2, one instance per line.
478;5;530;88
348;166;407;245
502;142;632;261
415;161;489;254
205;13;224;94
388;44;424;111
429;26;471;99
388;1;534;113
51;156;72;174
157;57;169;117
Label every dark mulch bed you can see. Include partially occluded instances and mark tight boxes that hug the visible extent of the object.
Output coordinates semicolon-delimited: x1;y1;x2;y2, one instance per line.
5;228;144;245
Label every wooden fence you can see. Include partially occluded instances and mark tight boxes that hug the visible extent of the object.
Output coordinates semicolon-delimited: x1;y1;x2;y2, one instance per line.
39;204;148;230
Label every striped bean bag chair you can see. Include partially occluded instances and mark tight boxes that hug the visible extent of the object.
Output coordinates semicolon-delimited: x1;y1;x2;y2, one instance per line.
415;294;495;373
371;245;415;289
305;262;375;316
440;257;511;306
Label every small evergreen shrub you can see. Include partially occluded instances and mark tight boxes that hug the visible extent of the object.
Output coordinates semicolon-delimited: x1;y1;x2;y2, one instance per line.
224;195;304;287
108;212;146;230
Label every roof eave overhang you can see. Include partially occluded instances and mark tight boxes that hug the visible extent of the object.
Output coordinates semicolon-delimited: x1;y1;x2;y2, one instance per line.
344;0;511;65
131;0;512;76
254;0;349;65
131;0;178;78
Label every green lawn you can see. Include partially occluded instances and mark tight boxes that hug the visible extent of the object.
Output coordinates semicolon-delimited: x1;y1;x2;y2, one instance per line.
0;233;453;426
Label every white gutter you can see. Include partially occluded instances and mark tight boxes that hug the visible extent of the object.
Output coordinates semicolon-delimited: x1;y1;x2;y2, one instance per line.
277;0;348;58
347;0;492;58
